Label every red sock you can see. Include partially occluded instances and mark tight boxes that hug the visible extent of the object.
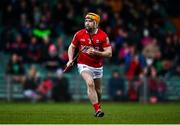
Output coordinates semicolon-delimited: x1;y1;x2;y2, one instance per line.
93;103;101;112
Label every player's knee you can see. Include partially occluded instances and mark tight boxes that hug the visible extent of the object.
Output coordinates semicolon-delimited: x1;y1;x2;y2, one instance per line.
87;80;95;89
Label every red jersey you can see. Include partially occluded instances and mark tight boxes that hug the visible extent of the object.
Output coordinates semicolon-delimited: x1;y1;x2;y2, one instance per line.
71;28;111;68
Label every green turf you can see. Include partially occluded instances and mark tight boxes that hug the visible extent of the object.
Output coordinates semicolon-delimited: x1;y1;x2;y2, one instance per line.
0;102;180;124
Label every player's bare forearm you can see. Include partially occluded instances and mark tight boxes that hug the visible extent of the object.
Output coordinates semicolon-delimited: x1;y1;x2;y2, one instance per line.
68;43;76;61
65;43;76;69
96;47;112;57
87;46;112;58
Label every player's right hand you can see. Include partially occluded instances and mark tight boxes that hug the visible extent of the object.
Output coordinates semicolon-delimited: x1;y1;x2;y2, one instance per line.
63;60;74;73
66;60;74;68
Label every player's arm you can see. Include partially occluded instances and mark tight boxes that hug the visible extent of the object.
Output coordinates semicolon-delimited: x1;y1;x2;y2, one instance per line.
66;43;76;67
87;46;112;58
68;43;76;61
99;46;112;57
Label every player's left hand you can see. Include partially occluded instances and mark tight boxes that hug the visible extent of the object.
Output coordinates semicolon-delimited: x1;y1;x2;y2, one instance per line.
87;47;96;56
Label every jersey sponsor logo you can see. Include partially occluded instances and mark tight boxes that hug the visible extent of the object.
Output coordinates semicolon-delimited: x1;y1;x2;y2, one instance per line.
80;39;86;42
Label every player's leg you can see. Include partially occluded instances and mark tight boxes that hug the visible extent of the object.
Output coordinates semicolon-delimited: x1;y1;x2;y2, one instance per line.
94;78;104;117
94;78;102;103
81;71;104;117
78;64;104;117
94;78;105;116
81;70;98;105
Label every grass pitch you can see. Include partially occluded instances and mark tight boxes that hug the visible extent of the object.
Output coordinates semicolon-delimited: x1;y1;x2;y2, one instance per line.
0;102;180;124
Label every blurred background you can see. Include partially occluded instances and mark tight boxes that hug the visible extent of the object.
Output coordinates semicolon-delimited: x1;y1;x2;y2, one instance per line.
0;0;179;103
